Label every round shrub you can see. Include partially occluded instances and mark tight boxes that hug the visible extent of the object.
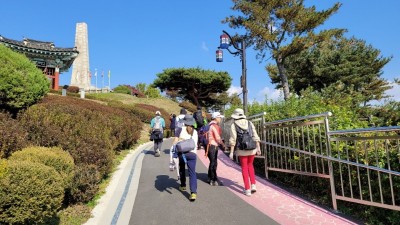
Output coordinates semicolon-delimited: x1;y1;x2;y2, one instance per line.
0;160;64;224
0;112;29;158
9;146;75;189
57;204;92;225
0;45;49;112
66;85;80;93
68;164;101;204
113;85;132;95
18;95;141;177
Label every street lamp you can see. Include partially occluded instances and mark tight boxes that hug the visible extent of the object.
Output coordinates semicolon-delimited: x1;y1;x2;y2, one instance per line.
216;30;248;115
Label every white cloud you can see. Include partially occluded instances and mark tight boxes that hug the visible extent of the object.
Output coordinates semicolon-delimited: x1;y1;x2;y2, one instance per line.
227;86;242;96
201;41;209;52
256;86;283;102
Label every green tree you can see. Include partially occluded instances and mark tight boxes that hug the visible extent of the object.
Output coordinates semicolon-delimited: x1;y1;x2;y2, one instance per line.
224;0;344;100
113;85;132;94
135;82;161;98
0;45;49;112
153;67;232;107
135;83;146;94
268;36;392;105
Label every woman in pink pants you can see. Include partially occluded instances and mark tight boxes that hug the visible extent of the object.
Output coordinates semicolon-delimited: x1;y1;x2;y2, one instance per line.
229;108;261;196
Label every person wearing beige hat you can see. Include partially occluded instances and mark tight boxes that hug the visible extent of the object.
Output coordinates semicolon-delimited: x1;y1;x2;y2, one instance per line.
228;108;261;196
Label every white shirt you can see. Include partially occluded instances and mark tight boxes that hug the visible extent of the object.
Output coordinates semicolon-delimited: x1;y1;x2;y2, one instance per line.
179;126;198;153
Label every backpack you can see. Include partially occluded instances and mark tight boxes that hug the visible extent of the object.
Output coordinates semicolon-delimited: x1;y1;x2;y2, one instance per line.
194;111;204;127
153;117;162;131
199;123;214;147
235;121;257;150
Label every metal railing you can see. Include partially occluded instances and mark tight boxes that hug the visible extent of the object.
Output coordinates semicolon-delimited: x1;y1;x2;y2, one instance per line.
246;112;400;211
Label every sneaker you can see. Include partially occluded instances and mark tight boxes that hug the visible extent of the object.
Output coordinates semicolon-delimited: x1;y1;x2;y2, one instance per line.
243;189;251;196
155;150;160;157
179;186;186;191
212;181;219;186
251;184;257;193
169;162;174;171
189;193;197;201
177;176;180;181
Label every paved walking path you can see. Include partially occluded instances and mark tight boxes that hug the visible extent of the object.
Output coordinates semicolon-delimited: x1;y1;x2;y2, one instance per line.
85;138;360;225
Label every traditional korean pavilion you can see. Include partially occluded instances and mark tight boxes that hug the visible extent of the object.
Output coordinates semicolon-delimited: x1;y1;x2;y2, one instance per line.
0;35;79;90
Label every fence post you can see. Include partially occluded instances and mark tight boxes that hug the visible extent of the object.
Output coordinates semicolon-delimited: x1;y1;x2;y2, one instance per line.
262;114;269;179
325;115;338;210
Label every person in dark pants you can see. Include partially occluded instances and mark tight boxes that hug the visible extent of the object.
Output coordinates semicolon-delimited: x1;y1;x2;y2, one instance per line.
206;111;225;186
150;111;165;157
176;114;198;201
170;114;176;137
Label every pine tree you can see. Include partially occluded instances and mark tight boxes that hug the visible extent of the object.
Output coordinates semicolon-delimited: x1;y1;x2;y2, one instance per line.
224;0;344;100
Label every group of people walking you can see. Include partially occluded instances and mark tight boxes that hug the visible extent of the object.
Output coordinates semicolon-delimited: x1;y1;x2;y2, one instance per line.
150;107;261;201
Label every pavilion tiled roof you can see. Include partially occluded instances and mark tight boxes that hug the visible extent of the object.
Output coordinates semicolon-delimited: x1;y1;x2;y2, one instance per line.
0;35;78;53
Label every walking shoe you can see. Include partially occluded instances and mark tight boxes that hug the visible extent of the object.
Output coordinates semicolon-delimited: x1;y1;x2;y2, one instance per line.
251;184;257;193
169;162;174;171
189;193;197;201
212;181;219;186
243;189;251;196
179;186;186;191
155;150;160;157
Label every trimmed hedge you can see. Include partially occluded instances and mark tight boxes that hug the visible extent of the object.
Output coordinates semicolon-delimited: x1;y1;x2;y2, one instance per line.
67;86;80;93
0;160;64;224
0;112;29;158
68;164;100;204
18;95;141;178
9;146;75;189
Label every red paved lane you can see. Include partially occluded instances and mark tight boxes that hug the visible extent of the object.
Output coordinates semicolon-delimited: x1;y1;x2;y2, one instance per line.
197;150;358;225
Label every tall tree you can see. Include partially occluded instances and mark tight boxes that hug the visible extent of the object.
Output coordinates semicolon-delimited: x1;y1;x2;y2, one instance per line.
224;0;344;100
153;67;232;107
268;36;392;105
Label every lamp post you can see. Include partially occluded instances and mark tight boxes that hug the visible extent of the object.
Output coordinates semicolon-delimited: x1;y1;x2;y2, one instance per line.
216;30;248;115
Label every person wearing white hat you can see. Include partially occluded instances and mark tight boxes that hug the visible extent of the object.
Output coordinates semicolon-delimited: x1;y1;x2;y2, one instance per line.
150;111;165;157
228;108;261;196
205;111;225;186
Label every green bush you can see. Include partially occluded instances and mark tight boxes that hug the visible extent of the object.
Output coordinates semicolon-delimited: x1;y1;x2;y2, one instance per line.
0;112;29;158
57;204;92;225
0;160;64;224
18;95;141;178
0;45;49;112
113;85;132;95
9;146;75;189
68;164;100;204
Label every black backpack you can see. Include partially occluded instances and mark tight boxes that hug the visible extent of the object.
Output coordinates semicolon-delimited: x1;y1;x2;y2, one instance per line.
194;111;204;127
234;121;257;150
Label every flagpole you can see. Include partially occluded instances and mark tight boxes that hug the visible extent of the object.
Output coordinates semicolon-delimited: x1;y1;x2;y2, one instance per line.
102;70;104;92
95;68;98;93
108;70;111;92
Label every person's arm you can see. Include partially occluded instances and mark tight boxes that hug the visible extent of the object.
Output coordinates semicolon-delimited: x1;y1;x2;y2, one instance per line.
150;118;154;128
229;123;236;160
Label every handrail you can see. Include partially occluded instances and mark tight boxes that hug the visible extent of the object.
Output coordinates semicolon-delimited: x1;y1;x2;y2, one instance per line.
264;112;332;126
261;140;400;177
247;112;266;120
329;126;400;135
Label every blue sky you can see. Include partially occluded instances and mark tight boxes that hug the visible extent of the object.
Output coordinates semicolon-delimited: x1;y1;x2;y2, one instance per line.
1;0;399;102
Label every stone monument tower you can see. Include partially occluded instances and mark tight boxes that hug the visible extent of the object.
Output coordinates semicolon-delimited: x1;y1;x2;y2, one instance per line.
70;22;90;90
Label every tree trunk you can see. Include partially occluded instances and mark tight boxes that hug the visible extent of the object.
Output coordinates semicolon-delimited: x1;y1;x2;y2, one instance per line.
276;57;290;100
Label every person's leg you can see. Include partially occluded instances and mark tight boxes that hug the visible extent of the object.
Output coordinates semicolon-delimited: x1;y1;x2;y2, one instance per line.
178;154;186;188
239;156;250;190
186;152;197;194
207;145;217;183
248;155;256;185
